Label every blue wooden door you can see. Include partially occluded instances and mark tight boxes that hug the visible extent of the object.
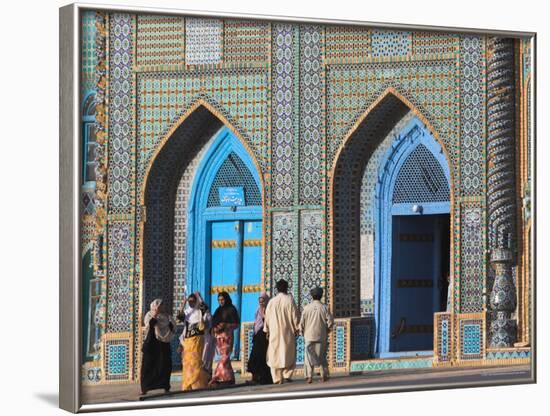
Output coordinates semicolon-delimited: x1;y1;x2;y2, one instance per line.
389;215;443;352
241;220;263;323
209;219;262;359
210;220;242;358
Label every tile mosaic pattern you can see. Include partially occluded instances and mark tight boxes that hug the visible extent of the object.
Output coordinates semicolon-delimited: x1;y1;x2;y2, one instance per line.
330;320;349;371
136;15;185;67
371;30;412;57
104;337;131;381
271;212;298;299
350;358;433;372
459;203;486;313
350;316;375;360
223;20;270;65
412;32;458;56
325;26;370;62
434;312;452;363
271;24;298;207
81;11;97;93
107;223;133;332
460;36;486;196
137;69;269;179
299;210;325;307
299;25;324;205
185;18;222;65
108;14;135;213
457;314;485;360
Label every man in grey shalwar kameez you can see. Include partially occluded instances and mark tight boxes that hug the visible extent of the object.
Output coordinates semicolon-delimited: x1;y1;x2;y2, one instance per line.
299;287;333;383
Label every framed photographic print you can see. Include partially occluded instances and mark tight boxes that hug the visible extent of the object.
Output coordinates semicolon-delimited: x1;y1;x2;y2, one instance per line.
59;2;536;412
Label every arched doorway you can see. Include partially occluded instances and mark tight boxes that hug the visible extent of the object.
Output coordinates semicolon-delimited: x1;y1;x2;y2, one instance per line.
142;103;264;361
375;117;450;357
330;90;453;359
186;127;263;358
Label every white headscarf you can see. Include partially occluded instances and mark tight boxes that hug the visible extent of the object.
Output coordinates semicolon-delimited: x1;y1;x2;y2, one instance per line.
179;292;205;342
144;298;176;343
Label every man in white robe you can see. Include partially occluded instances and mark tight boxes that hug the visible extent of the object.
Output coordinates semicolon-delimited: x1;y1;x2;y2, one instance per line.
263;279;300;384
299;287;333;383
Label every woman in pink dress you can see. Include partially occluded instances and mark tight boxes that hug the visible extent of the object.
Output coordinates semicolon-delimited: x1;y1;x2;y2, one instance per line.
209;292;240;386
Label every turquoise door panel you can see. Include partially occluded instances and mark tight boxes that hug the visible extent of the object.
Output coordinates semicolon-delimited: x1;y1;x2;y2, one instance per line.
241;220;263;324
390;215;444;352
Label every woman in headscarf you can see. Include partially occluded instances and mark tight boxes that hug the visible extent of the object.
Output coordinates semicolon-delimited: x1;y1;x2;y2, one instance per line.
140;299;176;395
198;297;216;380
209;291;240;386
246;292;273;384
177;293;209;391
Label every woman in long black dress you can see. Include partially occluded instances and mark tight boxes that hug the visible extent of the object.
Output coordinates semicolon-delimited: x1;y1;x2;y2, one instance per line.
140;299;176;395
247;292;273;384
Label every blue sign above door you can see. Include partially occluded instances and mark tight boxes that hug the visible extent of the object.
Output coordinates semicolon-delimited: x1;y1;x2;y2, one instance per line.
219;187;245;206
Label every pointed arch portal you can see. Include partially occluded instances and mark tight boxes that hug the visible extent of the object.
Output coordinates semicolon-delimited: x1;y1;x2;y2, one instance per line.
142;105;263;360
331;90;453;358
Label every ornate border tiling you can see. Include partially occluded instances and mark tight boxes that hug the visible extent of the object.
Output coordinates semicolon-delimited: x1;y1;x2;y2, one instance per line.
103;333;133;382
330;319;350;372
299;210;325;307
456;313;486;361
271;24;298;207
459;36;486;196
459;200;487;313
350;358;433;373
106;222;134;332
434;312;453;365
108;13;135;214
224;20;270;65
185;18;222;65
136;15;185;68
271;212;299;299
299;25;324;205
350;316;375;360
240;322;255;377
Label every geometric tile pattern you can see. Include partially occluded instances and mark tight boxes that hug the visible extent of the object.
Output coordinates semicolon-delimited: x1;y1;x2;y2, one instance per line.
325;26;371;62
326;59;459;167
330;320;349;371
271;212;298;299
185;18;222;65
299;25;324;205
459;203;486;313
108;14;135;213
350;316;375;360
371;30;411;57
460;36;486;195
392;144;450;203
81;11;97;93
224;20;270;65
107;223;133;332
299;210;324;308
104;337;131;381
434;312;453;363
136;15;184;67
137;69;269;177
271;24;298;207
457;314;485;360
412;32;458;56
486;349;530;360
240;322;255;376
350;358;433;372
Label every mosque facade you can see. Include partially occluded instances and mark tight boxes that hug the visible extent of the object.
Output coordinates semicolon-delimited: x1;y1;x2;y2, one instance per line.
78;11;534;385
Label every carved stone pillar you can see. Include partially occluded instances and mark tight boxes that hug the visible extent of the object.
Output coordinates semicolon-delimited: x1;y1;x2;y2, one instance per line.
487;37;517;347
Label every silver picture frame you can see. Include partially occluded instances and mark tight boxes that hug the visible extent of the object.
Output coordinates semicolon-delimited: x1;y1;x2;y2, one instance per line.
60;2;537;412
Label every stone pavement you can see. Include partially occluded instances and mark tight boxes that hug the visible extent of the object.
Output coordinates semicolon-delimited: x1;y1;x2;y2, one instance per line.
81;364;531;406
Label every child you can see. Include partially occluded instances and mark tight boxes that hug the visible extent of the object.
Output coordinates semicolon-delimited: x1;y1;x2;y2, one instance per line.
299;287;334;383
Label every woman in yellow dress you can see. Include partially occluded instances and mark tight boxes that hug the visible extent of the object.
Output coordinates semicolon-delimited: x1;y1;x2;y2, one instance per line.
177;293;209;391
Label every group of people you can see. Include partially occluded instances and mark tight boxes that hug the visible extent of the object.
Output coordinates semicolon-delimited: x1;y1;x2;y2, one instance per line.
139;278;334;395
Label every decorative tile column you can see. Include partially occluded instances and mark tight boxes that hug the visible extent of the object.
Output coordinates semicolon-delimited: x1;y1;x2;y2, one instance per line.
486;37;517;347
